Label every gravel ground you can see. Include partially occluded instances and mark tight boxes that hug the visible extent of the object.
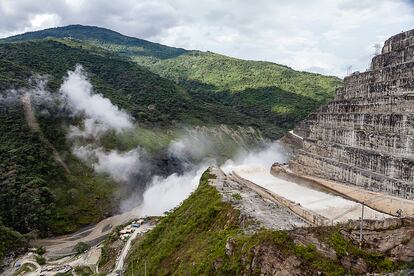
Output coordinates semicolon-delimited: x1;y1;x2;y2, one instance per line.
209;167;308;232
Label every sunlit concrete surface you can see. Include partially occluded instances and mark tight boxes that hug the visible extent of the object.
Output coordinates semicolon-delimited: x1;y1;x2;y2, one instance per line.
233;165;390;223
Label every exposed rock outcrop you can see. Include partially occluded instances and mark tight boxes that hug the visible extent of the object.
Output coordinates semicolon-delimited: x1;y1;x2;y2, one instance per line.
290;30;414;200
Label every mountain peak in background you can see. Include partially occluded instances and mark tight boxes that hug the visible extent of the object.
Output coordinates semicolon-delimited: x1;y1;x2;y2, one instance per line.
1;24;188;59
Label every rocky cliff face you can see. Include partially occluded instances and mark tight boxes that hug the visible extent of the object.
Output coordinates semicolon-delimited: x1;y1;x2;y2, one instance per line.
290;30;414;200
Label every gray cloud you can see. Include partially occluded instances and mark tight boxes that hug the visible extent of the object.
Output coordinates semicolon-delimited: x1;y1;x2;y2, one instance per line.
0;0;413;76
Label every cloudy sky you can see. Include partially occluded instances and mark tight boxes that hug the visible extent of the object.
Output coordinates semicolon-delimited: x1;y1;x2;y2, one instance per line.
0;0;413;77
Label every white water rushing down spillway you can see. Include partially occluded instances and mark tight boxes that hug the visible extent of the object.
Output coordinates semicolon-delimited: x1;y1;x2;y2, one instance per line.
232;164;390;223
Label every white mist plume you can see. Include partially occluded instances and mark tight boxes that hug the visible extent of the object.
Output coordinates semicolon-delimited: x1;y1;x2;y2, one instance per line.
73;146;144;183
132;142;290;216
60;65;133;137
169;132;216;160
29;76;55;105
137;165;208;216
13;65;292;219
58;65;143;183
221;142;290;174
1;77;53;105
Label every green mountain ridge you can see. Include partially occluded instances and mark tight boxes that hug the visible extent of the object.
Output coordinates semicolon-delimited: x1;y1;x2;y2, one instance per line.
1;24;188;59
1;24;342;136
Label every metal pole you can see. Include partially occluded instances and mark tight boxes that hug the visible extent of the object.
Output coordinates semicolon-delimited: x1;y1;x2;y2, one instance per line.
359;203;364;246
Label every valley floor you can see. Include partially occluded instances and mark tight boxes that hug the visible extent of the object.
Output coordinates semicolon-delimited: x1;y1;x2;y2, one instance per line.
31;205;147;259
4;219;156;276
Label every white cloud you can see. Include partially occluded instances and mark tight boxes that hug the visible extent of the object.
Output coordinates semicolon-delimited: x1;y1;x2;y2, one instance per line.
0;0;413;76
29;13;60;28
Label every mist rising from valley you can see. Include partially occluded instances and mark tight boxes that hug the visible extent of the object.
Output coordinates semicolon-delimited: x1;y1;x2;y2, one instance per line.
22;64;289;218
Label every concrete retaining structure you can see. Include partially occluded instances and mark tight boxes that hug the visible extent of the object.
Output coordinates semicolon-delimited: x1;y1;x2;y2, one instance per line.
231;172;330;226
272;164;414;217
290;29;414;200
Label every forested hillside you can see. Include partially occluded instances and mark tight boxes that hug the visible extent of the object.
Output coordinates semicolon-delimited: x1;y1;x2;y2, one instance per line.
0;38;284;258
0;93;117;235
2;25;342;137
0;25;341;261
135;51;338;102
135;51;340;131
2;24;188;59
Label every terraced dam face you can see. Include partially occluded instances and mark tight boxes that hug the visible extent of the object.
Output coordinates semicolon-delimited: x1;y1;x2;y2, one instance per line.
290;29;414;200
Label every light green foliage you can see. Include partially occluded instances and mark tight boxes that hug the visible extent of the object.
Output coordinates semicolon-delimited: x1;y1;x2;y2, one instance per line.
328;231;398;273
74;242;91;254
134;51;340;100
125;170;243;275
231;193;242;200
100;127;175;153
132;51;341;137
35;255;46;265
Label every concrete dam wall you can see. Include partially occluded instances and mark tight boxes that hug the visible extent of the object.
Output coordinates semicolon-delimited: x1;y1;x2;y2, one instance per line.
290;29;414;200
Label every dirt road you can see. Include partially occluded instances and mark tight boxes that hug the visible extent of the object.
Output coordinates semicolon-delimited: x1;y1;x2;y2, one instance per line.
110;223;155;275
33;207;141;258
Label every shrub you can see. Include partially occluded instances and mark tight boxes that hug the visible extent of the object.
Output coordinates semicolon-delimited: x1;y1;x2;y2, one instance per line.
35;255;46;265
35;247;46;255
74;242;90;254
231;193;242;200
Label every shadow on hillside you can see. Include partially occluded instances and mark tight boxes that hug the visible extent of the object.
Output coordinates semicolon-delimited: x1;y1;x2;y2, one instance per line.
174;79;323;139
